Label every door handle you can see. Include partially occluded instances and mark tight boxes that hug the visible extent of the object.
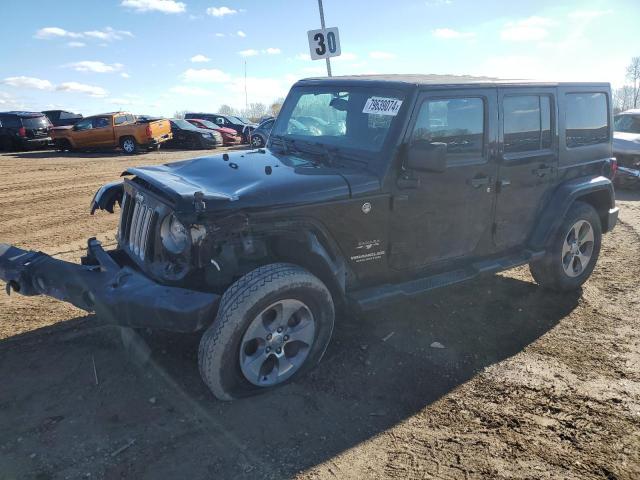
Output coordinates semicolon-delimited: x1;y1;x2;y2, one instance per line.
469;176;490;188
533;165;552;177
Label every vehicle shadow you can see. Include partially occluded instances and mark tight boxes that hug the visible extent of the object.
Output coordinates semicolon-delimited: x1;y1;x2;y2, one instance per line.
0;273;580;479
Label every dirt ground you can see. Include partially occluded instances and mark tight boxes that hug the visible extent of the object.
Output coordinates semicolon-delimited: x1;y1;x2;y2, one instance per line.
0;148;638;480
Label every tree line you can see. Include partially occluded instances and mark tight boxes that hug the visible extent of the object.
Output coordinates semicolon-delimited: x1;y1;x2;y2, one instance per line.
614;57;640;113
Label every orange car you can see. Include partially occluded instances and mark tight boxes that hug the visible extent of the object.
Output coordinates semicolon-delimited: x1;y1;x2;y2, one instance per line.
52;112;172;153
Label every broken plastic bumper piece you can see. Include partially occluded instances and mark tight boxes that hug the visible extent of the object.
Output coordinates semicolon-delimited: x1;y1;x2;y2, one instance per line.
0;239;219;332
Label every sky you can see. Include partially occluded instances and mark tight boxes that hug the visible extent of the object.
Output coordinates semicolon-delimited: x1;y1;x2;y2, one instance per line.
0;0;638;117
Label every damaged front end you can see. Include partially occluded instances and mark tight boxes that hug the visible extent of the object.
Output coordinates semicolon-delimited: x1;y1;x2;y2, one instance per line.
0;238;219;332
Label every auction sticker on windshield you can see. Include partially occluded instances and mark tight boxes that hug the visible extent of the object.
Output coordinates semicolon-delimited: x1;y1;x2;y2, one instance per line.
362;97;403;116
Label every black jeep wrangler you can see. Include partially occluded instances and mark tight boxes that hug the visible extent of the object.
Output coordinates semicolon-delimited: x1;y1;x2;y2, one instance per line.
0;75;619;401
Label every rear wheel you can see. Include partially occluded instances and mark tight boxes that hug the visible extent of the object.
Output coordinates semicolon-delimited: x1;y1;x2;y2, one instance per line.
198;263;335;401
529;201;602;291
120;136;138;154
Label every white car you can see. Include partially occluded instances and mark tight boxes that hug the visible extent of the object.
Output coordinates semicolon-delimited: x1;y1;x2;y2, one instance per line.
613;109;640;186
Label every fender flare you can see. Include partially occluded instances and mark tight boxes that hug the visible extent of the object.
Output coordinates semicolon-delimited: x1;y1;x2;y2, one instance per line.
90;181;124;214
529;175;615;250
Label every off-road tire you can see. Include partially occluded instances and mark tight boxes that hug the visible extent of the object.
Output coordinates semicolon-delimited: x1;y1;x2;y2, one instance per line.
198;263;335;401
529;201;602;291
120;136;138;154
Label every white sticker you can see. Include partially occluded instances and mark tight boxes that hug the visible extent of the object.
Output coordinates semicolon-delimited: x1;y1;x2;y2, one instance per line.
362;97;403;116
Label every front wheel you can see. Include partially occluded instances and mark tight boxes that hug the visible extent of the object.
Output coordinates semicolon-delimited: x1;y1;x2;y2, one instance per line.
198;263;335;401
529;201;602;291
251;134;265;148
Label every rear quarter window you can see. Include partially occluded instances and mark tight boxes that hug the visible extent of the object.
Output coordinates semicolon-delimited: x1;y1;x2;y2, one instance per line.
565;92;609;148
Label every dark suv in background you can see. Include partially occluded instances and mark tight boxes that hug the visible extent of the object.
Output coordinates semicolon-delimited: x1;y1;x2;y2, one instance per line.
42;110;83;127
0;111;52;151
184;113;257;143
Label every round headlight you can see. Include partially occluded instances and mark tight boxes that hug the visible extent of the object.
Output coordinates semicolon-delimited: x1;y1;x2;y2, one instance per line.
160;214;189;254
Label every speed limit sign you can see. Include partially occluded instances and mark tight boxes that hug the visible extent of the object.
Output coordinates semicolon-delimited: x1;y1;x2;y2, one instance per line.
307;27;341;60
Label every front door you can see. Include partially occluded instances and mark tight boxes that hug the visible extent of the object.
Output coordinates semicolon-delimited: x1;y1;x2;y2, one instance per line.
493;88;558;249
390;89;499;270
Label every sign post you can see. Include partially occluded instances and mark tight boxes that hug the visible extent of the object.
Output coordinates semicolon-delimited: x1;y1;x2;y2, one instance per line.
307;0;341;76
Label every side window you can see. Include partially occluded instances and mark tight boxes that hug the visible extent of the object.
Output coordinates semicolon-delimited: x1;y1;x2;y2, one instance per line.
93;116;111;129
114;115;127;125
216;117;225;125
412;97;484;164
75;118;93;131
503;95;553;154
565;92;609;148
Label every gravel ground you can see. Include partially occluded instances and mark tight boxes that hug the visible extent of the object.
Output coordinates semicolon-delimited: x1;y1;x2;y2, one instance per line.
0;149;638;480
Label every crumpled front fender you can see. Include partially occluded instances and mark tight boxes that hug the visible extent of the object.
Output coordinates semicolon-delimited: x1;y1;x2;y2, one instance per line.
90;181;123;214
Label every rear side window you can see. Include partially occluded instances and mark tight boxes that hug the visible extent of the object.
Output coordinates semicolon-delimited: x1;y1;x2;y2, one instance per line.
114;115;127;125
21;116;50;129
503;95;552;153
0;115;20;128
565;93;609;148
412;97;484;164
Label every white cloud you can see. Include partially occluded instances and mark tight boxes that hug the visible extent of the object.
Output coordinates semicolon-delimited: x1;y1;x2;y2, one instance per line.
501;17;554;42
369;51;396;59
66;61;124;73
56;82;108;97
83;27;134;42
2;76;53;90
239;49;259;57
67;41;86;48
264;48;281;55
182;68;230;82
426;0;452;5
237;30;246;37
432;28;475;39
215;33;225;37
295;53;309;60
332;52;357;62
35;27;82;39
36;26;133;42
190;54;211;63
120;0;186;13
206;6;238;17
121;72;131;78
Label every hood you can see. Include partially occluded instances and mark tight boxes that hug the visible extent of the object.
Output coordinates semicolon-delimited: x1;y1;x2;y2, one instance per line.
122;149;380;213
613;131;640;155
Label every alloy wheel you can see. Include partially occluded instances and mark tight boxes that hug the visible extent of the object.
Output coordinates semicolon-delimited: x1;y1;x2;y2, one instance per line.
562;219;595;277
239;299;316;387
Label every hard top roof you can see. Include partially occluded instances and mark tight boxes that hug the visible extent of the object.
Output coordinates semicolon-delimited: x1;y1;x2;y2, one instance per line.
0;111;47;117
295;74;610;89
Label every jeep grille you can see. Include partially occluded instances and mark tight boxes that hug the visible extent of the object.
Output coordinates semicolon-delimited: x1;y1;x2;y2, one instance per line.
119;191;156;261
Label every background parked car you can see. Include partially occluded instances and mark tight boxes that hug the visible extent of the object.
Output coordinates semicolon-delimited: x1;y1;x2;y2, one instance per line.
42;110;82;127
52;112;172;153
185;118;241;146
0;111;52;151
184;113;257;143
164;119;223;149
250;118;274;147
613;109;640;188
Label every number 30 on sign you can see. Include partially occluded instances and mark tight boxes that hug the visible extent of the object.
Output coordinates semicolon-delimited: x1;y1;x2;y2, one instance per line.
307;27;341;60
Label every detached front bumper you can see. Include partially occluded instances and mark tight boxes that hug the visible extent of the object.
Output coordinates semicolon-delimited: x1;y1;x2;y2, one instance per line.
0;239;219;332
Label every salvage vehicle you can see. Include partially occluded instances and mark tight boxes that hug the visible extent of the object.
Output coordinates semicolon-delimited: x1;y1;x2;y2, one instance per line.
184;112;257;143
185;118;242;145
42;109;83;127
51;112;172;154
0;76;619;401
163;119;223;149
0;111;52;151
249;118;274;148
613;109;640;188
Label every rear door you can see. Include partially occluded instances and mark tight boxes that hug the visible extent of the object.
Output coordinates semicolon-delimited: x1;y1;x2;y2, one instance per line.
493;88;558;249
389;88;499;269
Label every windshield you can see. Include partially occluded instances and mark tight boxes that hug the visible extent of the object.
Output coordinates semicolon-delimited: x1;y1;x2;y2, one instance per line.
271;86;405;153
192;119;217;129
172;119;200;131
614;114;640;134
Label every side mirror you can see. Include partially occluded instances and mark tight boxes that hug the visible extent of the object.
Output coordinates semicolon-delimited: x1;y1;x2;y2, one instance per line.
406;141;447;173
